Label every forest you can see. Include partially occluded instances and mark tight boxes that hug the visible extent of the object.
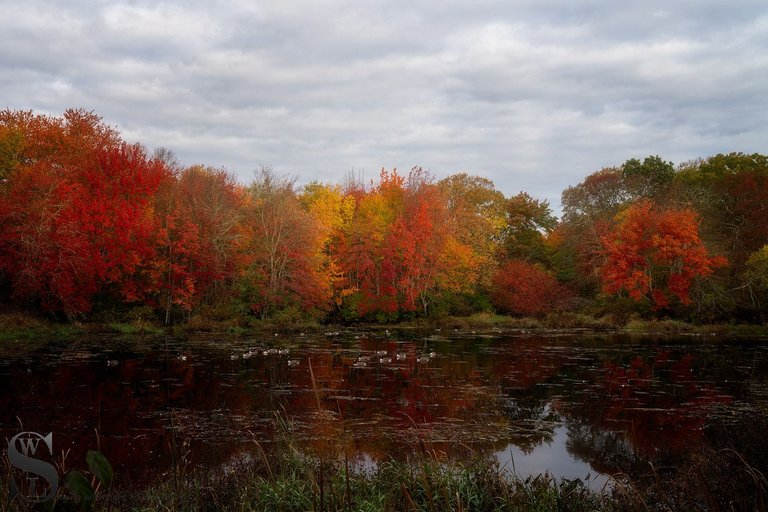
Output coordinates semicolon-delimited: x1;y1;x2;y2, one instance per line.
1;108;766;327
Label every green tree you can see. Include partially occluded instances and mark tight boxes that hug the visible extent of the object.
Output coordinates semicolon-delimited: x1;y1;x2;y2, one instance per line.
675;153;768;318
501;192;557;265
621;155;675;199
743;245;768;319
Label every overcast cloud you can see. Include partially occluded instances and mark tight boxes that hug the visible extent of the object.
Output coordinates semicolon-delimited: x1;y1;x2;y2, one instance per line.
2;0;766;214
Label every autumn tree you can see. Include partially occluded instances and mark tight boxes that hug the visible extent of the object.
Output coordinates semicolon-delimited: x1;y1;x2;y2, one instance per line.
0;158;94;314
436;174;506;303
0;110;168;316
558;156;678;295
178;166;243;299
78;145;171;304
150;165;243;323
677;153;768;268
335;168;454;319
336;169;403;317
0;121;24;181
299;182;355;311
151;174;200;323
558;167;630;294
742;245;768;319
561;167;629;225
599;200;727;309
0;109;121;178
386;169;449;315
239;168;330;320
672;153;768;318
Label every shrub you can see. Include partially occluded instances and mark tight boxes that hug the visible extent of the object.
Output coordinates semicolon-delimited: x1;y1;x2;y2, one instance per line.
491;260;573;317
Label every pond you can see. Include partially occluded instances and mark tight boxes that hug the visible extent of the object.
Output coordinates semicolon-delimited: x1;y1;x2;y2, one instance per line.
1;330;767;493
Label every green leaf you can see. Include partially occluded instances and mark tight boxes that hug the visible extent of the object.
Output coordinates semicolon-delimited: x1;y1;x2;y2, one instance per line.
85;450;114;487
64;470;94;502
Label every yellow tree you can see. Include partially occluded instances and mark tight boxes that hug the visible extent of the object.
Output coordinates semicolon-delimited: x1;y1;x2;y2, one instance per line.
299;182;355;309
436;174;506;293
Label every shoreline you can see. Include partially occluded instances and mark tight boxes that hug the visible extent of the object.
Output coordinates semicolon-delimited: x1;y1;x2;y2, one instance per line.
1;310;767;343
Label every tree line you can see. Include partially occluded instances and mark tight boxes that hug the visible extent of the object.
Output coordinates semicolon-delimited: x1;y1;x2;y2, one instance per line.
0;109;766;324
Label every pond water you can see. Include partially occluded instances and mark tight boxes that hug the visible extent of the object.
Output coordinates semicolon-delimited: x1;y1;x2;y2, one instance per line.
1;330;767;492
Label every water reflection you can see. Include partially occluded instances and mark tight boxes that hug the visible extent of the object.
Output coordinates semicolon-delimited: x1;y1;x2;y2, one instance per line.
0;332;764;489
497;421;612;491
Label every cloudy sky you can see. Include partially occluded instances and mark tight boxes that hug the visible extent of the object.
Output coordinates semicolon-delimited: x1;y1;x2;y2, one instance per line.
2;0;766;214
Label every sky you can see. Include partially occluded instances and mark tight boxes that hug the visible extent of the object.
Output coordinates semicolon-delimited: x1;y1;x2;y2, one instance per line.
2;0;767;215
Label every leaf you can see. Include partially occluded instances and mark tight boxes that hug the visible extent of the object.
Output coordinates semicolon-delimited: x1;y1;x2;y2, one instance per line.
64;470;94;502
86;450;114;487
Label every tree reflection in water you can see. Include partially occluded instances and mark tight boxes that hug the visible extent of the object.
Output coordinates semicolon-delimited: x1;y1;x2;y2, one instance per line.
0;332;762;490
500;398;560;454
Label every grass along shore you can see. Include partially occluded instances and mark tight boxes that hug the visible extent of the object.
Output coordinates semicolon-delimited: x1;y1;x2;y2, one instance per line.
2;431;764;511
1;309;768;344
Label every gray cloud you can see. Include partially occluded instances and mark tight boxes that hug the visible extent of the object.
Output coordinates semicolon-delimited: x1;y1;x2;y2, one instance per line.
2;0;766;214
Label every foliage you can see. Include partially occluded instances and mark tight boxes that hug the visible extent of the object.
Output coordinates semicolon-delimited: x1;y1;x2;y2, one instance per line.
744;245;768;294
599;200;727;310
0;111;169;316
58;450;114;510
561;167;629;224
743;245;768;319
437;173;506;291
336;168;452;318
621;154;675;198
491;260;572;317
677;153;768;271
299;181;355;309
239;167;330;321
150;165;243;323
501;192;557;265
1;109;767;325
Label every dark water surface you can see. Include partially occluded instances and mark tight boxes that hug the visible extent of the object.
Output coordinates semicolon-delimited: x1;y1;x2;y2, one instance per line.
2;330;767;491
